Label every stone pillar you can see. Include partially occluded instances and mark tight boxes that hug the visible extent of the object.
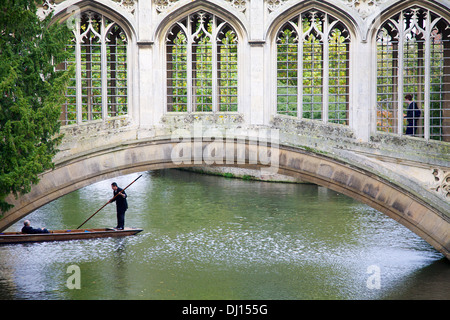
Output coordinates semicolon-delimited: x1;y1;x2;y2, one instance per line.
137;0;155;128
248;0;266;125
249;43;265;125
351;40;372;142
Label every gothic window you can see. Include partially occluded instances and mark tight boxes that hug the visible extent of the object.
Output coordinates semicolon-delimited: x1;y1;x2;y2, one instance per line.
376;7;450;142
60;11;128;125
166;11;238;112
276;10;350;125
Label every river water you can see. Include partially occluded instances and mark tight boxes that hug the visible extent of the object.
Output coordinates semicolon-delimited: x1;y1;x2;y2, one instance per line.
0;169;448;300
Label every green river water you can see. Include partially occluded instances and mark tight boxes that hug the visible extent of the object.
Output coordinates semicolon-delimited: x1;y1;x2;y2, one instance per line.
0;169;448;300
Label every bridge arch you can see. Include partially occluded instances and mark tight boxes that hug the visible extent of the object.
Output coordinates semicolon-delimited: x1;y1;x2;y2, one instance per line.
1;139;448;260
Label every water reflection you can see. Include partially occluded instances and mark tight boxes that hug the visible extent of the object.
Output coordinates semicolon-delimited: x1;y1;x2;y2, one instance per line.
0;169;447;300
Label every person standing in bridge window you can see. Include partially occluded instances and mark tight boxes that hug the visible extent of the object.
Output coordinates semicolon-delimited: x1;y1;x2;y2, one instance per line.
404;94;421;136
109;182;128;230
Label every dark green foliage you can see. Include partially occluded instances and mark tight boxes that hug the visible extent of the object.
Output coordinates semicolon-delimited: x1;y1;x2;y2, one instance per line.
0;0;73;213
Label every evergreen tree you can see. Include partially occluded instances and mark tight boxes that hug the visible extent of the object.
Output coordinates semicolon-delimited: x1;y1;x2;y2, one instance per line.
0;0;72;213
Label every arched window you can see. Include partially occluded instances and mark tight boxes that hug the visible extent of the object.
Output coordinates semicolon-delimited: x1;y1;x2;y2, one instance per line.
376;6;450;141
276;10;350;125
166;11;238;112
60;11;128;125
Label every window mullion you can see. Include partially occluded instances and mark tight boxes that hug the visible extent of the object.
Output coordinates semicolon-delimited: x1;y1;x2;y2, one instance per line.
187;17;193;113
75;21;82;124
297;18;303;119
424;10;431;141
101;17;108;120
212;16;219;113
322;14;330;123
397;13;405;136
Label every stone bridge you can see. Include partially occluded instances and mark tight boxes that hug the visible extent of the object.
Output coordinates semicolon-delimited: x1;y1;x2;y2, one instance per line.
1;115;449;259
0;0;449;259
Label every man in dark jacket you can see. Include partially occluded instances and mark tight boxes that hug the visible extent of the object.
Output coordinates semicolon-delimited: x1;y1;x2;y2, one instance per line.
109;182;128;230
405;94;421;136
21;220;49;234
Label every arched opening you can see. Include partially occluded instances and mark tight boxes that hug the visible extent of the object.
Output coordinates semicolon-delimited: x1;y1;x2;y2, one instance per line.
275;9;351;125
376;5;450;141
56;9;131;125
165;10;239;113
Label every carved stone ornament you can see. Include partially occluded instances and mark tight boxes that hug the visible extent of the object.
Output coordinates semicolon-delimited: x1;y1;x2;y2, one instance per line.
225;0;247;12
155;0;247;14
266;0;288;13
40;0;137;17
431;169;450;199
266;0;387;17
341;0;388;19
112;0;137;15
154;0;179;13
40;0;57;17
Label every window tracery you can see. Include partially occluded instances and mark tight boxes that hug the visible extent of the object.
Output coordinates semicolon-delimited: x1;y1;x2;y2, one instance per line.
376;6;450;141
276;10;351;125
166;11;238;112
60;11;128;125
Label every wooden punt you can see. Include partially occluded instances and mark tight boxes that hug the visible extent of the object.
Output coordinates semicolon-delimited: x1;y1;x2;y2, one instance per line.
0;227;143;244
